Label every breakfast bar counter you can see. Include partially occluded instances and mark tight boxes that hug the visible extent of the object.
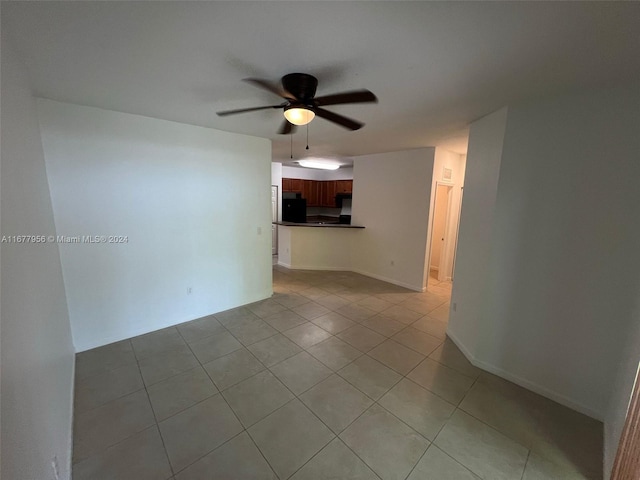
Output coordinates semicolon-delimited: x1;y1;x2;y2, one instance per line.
276;222;364;270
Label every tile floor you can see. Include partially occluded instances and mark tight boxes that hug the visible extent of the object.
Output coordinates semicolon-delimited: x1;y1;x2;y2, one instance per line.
72;267;603;480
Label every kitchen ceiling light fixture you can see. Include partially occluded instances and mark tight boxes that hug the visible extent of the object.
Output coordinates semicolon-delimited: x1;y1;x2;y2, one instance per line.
284;105;315;126
298;159;341;170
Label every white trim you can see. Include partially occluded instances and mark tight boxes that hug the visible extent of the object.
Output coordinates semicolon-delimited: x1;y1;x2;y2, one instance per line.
277;262;348;272
351;268;425;292
446;330;603;421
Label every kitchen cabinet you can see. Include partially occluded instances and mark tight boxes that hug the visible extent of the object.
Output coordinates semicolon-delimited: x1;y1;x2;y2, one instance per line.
302;180;320;206
321;181;337;207
336;180;353;194
283;178;303;193
282;178;351;207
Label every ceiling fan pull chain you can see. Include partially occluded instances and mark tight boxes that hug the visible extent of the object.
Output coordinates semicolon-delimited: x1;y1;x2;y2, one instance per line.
290;131;293;159
306;124;309;150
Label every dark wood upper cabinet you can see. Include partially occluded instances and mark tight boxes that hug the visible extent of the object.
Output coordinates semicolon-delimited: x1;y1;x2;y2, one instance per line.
336;180;353;194
282;178;351;207
321;181;337;207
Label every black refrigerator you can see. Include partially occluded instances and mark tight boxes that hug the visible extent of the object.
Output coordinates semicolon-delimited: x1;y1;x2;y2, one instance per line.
282;198;307;223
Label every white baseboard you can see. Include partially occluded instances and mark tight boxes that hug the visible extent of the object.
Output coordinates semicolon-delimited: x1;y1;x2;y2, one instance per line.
446;330;603;421
351;268;425;292
277;261;348;272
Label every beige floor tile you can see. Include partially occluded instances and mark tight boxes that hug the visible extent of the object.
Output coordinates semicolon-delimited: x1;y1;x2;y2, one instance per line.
361;314;407;337
380;305;424;325
147;366;218;421
407;445;480;480
189;331;243;364
428;338;481;379
312;312;357;334
272;292;310;308
283;322;332;348
248;399;334;480
225;316;278;346
307;337;363;371
73;426;172;480
338;355;402;400
337;291;372;303
407;358;475;405
73;389;156;463
222;370;294;427
522;452;595;480
270;351;332;395
75;340;136;381
215;306;258;326
379;379;455;441
391;327;442;356
175;432;277;480
434;410;529;480
202;348;265;390
340;404;429;480
176;315;225;343
247;299;289;318
300;375;373;434
138;345;200;386
401;295;446;315
411;316;448;340
158;394;243;472
375;292;419;304
356;296;394;313
74;363;143;414
428;303;450;322
368;339;425;375
292;301;331;320
263;310;308;332
337;325;386;352
248;334;302;367
335;303;378;322
290;438;379;480
131;327;187;360
298;286;331;301
316;294;352;310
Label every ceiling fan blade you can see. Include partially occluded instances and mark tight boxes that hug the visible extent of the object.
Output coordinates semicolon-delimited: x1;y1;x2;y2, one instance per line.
216;104;283;116
244;78;296;100
314;89;377;107
313;107;364;130
278;120;297;135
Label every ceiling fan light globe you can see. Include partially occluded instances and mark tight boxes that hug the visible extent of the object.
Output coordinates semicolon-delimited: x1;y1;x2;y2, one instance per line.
284;107;315;126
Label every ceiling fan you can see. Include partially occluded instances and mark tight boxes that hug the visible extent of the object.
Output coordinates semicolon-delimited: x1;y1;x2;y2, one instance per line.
216;73;377;134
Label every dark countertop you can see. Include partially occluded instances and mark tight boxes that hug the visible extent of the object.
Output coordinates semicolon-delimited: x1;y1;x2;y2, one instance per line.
275;221;365;229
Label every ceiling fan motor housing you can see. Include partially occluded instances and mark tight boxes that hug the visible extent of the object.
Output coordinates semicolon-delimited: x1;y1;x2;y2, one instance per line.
282;73;318;104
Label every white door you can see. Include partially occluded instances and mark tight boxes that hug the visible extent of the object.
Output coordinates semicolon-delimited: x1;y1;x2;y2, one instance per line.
271;186;278;255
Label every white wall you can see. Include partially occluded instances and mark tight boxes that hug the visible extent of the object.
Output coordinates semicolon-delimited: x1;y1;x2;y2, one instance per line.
1;44;75;480
448;108;508;358
449;86;640;426
38;100;273;352
278;225;360;270
282;165;354;180
351;148;435;291
424;148;467;286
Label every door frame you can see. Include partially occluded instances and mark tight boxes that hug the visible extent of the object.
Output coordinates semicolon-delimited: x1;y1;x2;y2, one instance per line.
427;181;454;283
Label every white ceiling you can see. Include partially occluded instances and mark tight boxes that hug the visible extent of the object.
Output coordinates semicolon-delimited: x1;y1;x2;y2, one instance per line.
3;2;639;165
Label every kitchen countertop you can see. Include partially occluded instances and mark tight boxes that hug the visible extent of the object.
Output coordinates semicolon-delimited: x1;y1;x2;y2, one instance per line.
275;221;365;229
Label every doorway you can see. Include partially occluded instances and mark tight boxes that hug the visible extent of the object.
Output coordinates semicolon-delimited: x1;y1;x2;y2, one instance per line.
428;183;453;282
